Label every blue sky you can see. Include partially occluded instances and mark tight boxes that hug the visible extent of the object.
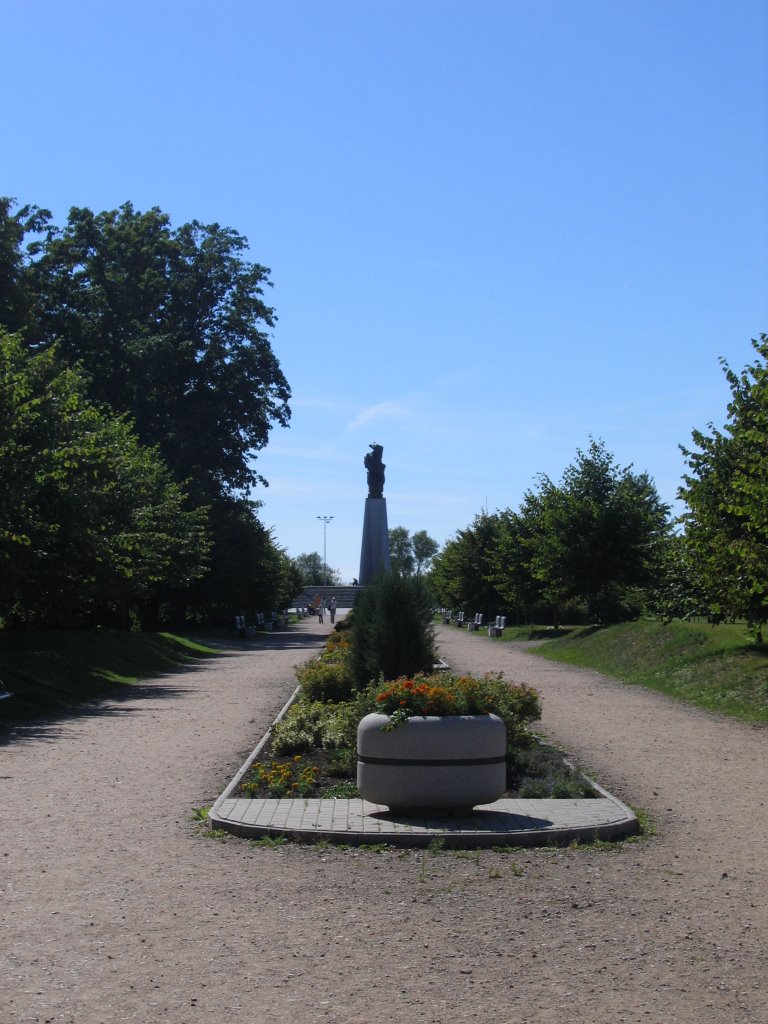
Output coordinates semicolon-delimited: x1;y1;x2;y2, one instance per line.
4;1;767;581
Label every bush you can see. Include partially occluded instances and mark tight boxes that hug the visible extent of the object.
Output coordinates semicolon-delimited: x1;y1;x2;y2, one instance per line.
349;573;435;686
271;693;369;755
295;658;356;704
271;701;328;754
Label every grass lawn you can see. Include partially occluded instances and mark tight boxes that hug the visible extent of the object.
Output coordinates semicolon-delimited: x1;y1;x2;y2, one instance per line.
0;630;218;722
529;618;768;724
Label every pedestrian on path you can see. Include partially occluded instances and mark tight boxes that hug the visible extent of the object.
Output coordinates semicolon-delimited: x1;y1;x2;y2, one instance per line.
328;596;337;623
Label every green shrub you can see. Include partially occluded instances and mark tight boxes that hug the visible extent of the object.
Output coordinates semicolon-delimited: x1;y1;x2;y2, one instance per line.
271;701;328;754
488;677;543;746
271;693;369;755
317;696;367;750
295;658;356;703
350;573;435;686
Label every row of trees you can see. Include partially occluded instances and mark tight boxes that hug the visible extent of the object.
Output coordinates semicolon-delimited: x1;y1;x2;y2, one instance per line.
430;439;670;626
388;527;439;578
1;197;298;628
677;335;768;638
430;335;768;638
288;528;440;589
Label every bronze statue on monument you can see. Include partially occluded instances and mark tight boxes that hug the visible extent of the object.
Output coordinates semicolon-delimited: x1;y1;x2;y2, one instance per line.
364;443;385;499
359;443;390;584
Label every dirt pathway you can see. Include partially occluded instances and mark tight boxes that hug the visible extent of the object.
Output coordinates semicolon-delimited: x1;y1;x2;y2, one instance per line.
2;620;766;1024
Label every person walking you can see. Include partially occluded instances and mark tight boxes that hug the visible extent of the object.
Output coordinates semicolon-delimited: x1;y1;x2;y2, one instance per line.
328;596;337;624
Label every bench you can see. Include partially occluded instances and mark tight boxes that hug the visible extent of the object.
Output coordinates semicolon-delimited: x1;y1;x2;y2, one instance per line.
467;613;483;632
455;611;465;627
487;615;506;637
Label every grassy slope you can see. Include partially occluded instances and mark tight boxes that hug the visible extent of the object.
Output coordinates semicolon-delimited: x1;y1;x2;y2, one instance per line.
0;631;218;722
529;619;768;724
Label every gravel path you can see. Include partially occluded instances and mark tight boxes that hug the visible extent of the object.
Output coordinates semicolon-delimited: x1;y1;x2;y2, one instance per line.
2;619;767;1024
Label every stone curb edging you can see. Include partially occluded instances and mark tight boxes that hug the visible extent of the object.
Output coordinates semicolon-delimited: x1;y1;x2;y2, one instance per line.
210;684;301;808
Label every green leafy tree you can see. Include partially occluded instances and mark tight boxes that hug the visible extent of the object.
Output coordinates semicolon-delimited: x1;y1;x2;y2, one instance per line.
25;201;291;501
388;526;415;577
678;334;768;638
488;506;546;623
523;439;671;624
387;526;439;578
276;548;305;610
644;532;709;623
411;529;439;576
185;498;299;626
293;551;342;587
2;197;298;627
0;330;209;626
0;198;50;334
430;513;504;617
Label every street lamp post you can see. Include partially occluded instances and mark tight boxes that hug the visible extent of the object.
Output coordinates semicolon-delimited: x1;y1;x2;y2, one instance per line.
316;515;334;585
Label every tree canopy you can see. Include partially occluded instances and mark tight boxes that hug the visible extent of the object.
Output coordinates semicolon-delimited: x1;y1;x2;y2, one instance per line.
0;330;209;626
292;551;342;587
431;440;671;625
387;526;439;578
522;440;670;623
0;197;294;629
21;201;291;501
388;527;415;577
430;513;502;617
679;334;768;637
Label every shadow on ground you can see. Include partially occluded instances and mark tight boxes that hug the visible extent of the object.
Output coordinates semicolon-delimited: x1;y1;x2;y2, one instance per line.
0;623;324;747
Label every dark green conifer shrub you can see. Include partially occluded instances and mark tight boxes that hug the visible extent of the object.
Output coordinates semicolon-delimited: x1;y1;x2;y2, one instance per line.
349;572;436;686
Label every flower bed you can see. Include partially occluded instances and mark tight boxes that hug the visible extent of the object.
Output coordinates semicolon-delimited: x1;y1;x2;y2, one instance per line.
234;674;595;802
233;623;597;802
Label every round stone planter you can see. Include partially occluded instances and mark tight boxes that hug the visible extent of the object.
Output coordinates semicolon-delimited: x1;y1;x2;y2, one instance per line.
357;712;507;811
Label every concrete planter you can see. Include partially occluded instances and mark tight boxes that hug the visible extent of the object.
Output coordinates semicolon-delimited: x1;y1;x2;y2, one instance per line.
357;712;507;811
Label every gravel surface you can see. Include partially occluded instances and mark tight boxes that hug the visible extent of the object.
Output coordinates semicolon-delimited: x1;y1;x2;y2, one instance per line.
2;618;767;1024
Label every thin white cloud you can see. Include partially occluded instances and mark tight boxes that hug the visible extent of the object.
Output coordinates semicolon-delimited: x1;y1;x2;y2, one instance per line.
291;396;358;413
347;400;413;431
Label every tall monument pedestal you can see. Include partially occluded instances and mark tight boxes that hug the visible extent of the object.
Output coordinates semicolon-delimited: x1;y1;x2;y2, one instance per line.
359;497;391;585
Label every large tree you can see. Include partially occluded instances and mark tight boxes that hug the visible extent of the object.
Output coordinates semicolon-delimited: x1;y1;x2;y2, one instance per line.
679;334;768;637
430;513;503;616
292;551;342;587
0;330;209;627
185;498;301;626
488;504;546;623
0;198;49;334
388;526;416;577
23;201;291;501
412;529;439;576
0;198;297;628
522;439;671;623
388;526;439;577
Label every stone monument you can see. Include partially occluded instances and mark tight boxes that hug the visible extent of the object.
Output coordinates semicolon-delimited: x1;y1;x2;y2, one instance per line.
358;443;391;584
